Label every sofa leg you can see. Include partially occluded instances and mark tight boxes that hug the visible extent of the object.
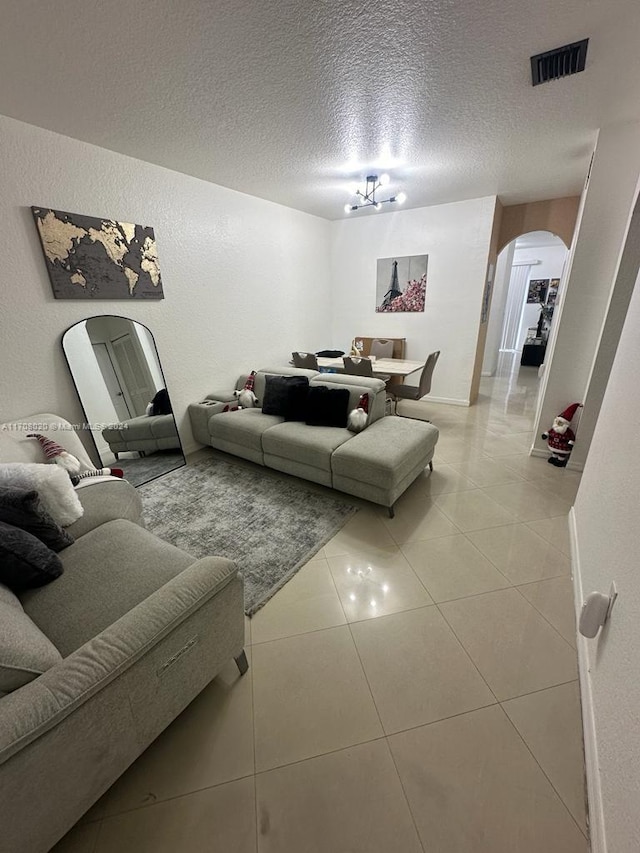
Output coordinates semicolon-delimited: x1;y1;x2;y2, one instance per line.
388;505;395;519
234;650;249;676
429;460;433;471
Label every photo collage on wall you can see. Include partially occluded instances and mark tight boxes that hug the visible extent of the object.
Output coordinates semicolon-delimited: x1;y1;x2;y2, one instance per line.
547;278;560;307
526;278;549;304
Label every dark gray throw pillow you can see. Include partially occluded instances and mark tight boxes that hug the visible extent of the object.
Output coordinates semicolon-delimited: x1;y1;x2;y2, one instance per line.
305;386;350;428
0;486;74;551
0;521;64;593
262;375;310;420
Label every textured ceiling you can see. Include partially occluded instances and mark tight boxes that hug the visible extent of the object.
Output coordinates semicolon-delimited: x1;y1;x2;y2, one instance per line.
1;0;639;220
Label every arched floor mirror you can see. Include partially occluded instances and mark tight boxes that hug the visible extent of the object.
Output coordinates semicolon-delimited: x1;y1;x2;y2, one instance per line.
62;316;185;486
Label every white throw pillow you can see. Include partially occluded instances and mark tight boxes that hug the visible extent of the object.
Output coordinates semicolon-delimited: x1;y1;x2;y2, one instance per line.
0;464;84;527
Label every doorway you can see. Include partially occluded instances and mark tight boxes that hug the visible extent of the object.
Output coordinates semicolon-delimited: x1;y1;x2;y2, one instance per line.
91;343;132;422
483;230;569;381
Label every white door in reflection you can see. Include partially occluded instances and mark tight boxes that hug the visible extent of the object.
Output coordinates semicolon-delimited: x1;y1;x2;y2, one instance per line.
92;342;131;422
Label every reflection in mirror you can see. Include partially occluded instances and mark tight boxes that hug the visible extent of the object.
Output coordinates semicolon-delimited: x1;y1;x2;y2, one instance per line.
62;316;185;486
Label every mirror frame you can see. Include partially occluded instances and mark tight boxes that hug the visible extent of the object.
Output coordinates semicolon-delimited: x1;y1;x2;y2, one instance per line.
61;314;185;486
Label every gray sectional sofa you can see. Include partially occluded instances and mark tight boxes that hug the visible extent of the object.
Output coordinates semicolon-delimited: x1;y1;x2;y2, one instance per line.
0;414;246;853
189;366;439;515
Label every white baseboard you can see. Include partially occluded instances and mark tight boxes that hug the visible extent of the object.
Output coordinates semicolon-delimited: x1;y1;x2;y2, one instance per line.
422;396;470;407
529;447;585;472
569;508;606;853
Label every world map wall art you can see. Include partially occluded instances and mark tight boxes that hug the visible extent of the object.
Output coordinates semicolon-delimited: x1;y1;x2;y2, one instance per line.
31;207;164;299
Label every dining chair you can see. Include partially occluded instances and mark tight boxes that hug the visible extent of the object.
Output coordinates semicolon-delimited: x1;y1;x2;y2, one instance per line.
342;356;374;377
370;338;394;359
389;351;440;414
292;351;318;369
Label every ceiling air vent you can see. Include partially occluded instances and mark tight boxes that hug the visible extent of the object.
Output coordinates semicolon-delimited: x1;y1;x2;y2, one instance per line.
531;39;589;86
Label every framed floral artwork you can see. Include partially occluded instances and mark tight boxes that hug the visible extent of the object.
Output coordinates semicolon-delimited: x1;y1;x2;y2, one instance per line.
376;255;428;313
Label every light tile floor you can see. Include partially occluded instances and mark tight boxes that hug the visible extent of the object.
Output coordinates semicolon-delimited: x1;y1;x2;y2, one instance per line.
53;354;589;852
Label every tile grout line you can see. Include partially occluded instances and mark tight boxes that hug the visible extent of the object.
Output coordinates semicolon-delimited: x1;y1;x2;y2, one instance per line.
460;525;571;590
500;676;579;703
433;601;502;706
523;516;572;557
92;770;259;822
511;583;579;653
498;702;588;840
343;618;426;853
255;735;388;778
250;650;259;853
382;739;427;853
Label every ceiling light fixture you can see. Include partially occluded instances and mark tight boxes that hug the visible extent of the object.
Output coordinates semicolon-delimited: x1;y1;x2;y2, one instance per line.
344;174;406;213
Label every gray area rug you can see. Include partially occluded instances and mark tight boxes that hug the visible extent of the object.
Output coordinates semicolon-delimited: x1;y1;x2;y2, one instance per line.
139;456;358;616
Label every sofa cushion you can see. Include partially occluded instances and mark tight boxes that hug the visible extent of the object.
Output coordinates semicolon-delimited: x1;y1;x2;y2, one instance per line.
262;375;309;421
64;479;144;540
262;422;353;472
209;408;283;452
20;519;196;656
253;366;318;406
310;374;387;425
332;418;439;489
305;386;350;428
0;521;64;593
0;583;62;693
0;486;74;551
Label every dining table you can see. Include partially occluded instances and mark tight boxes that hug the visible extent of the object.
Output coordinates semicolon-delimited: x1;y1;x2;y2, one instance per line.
316;356;424;380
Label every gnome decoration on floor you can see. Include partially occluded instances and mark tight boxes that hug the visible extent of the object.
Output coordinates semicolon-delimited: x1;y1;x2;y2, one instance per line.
27;434;124;483
234;370;258;408
541;403;582;467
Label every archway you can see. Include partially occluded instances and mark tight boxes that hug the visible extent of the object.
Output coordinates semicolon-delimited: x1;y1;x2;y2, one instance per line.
481;230;569;407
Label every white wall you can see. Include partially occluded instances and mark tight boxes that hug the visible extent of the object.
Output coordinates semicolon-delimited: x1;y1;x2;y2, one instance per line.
482;242;514;375
572;264;640;853
0;114;331;454
534;120;640;464
570;191;640;469
330;197;497;405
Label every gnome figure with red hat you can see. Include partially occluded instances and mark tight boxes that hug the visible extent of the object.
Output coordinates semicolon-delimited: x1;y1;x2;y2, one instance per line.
541;403;582;467
233;371;258;409
27;434;124;483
